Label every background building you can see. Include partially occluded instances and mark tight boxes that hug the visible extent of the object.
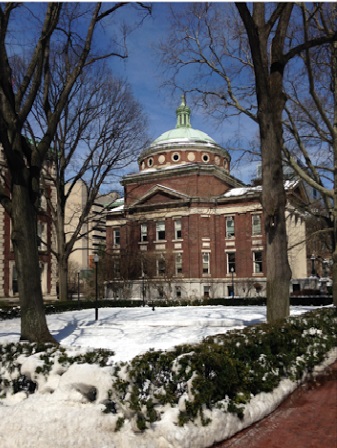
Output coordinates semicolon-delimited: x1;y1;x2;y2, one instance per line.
0;145;57;298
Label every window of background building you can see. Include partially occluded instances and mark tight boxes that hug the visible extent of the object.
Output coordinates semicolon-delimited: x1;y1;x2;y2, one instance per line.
226;216;235;238
157;257;166;276
175;286;182;298
175;253;182;274
156;221;166;240
203;285;210;298
202;252;210;274
227;252;236;273
113;257;120;277
252;214;262;235
174;219;182;239
140;223;148;242
113;228;120;245
253;251;263;273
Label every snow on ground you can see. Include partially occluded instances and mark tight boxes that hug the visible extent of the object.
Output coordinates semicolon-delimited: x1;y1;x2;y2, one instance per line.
0;305;335;448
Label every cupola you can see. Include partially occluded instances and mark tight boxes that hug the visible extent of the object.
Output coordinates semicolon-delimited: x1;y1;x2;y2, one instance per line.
138;96;231;173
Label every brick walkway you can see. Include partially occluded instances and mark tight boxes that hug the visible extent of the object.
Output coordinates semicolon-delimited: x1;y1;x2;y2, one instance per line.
213;360;337;448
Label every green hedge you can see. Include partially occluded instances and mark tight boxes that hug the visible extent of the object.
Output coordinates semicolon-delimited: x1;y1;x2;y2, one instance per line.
120;307;337;428
0;307;336;431
0;295;332;321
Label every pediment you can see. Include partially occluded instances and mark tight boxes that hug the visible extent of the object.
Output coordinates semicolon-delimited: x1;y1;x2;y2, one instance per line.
131;184;191;207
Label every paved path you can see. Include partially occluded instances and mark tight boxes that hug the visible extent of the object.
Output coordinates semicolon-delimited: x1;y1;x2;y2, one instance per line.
213;360;337;448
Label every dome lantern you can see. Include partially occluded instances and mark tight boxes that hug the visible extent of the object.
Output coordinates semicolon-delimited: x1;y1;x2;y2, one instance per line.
176;94;191;129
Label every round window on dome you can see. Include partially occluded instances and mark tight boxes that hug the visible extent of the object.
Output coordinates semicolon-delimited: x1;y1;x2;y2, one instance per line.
172;152;180;162
147;157;154;167
202;153;209;163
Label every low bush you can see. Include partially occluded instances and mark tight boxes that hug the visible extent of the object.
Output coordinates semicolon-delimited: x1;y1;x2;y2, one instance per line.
0;295;332;320
0;307;336;432
115;307;336;429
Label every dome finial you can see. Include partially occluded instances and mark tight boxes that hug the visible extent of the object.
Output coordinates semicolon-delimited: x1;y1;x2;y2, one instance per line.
176;94;191;129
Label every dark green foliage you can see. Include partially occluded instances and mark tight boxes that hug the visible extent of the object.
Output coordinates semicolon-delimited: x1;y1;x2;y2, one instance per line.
119;307;337;426
0;342;115;397
12;375;37;394
115;417;125;431
102;400;117;414
0;297;331;321
0;306;336;431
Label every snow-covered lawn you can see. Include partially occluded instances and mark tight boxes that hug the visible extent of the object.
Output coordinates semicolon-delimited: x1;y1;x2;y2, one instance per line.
0;305;335;448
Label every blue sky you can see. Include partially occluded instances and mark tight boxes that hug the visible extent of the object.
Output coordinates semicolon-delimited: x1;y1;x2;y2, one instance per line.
104;3;259;184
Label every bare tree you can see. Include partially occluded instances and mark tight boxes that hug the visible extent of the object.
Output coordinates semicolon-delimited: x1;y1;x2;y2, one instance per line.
161;3;336;321
30;62;148;302
0;2;151;342
281;3;336;304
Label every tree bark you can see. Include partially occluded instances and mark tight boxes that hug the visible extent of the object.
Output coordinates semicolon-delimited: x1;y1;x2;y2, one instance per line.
58;257;69;302
260;111;292;321
12;182;55;343
236;3;292;322
332;41;337;307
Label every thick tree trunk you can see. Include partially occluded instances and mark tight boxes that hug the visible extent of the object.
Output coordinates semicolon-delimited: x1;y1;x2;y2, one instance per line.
260;113;292;321
58;256;69;302
55;202;69;302
11;184;56;343
333;41;337;307
236;3;293;322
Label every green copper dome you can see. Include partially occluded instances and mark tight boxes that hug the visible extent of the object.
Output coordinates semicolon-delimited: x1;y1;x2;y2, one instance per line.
151;95;216;145
153;127;216;145
137;96;230;171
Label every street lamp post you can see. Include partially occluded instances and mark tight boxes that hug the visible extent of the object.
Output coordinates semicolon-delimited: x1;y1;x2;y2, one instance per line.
231;267;235;298
142;271;145;307
94;254;99;320
77;270;80;302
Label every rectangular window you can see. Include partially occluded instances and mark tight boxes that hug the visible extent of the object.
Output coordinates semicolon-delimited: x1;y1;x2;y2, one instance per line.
227;252;236;274
174;219;182;239
113;229;120;245
113;257;120;277
157;257;166;276
202;252;210;274
226;216;235;238
175;286;182;298
203;285;210;298
253;251;263;273
175;253;182;274
156;221;166;240
252;214;262;236
140;223;148;242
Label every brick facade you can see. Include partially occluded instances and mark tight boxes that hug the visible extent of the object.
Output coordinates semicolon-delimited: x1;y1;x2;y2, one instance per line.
105;98;307;301
0;146;56;298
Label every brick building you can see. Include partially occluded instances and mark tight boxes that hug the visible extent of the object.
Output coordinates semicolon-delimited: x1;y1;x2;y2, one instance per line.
0;146;57;298
105;97;307;301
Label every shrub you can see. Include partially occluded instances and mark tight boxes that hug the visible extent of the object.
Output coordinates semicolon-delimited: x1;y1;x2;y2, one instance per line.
111;307;337;428
0;306;336;431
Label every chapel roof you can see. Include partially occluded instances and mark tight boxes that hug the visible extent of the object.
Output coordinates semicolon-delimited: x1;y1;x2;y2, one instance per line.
138;96;229;166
